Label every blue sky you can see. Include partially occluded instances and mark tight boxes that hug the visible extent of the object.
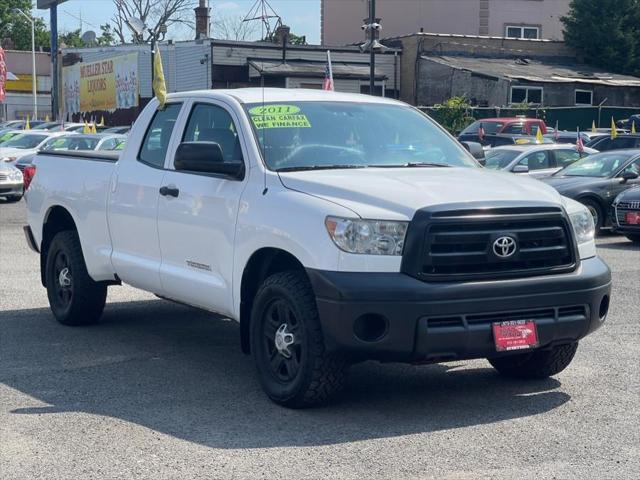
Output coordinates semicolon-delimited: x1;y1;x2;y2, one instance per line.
33;0;321;44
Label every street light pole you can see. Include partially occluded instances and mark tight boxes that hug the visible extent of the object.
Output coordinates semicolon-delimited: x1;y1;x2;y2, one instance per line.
14;8;38;119
369;0;375;96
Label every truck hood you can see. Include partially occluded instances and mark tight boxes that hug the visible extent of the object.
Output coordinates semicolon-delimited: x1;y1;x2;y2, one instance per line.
278;167;563;220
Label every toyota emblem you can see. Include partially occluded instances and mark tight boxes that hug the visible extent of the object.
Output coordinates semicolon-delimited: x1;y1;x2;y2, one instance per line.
493;236;517;258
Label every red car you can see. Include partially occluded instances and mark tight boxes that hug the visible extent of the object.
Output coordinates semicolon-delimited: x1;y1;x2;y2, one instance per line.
459;117;548;141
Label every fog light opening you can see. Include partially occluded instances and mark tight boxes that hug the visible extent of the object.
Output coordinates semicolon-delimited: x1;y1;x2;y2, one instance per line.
353;314;389;343
599;295;610;321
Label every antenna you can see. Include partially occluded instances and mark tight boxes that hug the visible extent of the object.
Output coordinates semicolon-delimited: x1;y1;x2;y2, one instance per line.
242;0;282;41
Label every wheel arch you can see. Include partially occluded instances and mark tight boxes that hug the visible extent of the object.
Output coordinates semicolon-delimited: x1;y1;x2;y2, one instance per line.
40;205;79;287
239;247;307;354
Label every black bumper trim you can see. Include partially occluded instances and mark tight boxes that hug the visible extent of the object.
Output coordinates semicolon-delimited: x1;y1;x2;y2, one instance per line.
307;256;611;362
23;225;39;253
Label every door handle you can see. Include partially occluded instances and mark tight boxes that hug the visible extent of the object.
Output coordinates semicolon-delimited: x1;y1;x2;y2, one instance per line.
159;185;180;198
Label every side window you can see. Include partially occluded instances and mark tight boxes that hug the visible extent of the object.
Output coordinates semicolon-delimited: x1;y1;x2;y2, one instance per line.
612;137;637;149
99;139;116;150
503;124;524;134
594;138;612;151
623;159;640;176
519;151;550;170
555;149;581;168
182;103;243;162
530;124;540;135
138;103;183;168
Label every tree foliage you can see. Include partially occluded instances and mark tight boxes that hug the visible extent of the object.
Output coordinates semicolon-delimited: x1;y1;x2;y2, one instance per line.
212;14;258;41
561;0;640;75
432;97;474;134
0;0;50;51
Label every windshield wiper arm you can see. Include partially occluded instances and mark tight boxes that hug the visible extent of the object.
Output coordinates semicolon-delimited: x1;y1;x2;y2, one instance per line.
276;165;366;172
375;162;452;168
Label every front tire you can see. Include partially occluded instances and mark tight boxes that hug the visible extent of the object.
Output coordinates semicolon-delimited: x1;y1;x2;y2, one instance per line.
489;342;578;379
45;230;107;326
250;271;347;408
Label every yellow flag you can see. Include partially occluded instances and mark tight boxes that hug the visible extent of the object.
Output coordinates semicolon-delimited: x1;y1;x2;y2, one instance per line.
591;121;597;133
91;123;97;134
99;115;105;127
45;114;50;122
632;122;637;134
611;117;618;139
536;127;544;144
153;47;167;109
25;115;31;130
83;121;91;134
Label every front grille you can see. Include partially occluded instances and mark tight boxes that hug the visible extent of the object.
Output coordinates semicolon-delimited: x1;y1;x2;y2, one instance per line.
0;173;7;181
401;204;578;281
426;305;587;330
616;202;640;226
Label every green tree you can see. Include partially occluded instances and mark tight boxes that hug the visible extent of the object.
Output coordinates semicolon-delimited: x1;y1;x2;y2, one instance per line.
0;0;50;50
562;0;640;75
97;24;116;46
59;29;84;48
432;97;474;134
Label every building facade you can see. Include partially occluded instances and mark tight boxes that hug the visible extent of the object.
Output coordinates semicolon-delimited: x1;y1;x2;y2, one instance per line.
321;0;571;45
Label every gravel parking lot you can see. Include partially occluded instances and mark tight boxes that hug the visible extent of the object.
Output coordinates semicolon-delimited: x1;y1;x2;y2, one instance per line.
1;199;638;480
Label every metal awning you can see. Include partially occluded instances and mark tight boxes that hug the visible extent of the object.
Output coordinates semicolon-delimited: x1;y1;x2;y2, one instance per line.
248;59;387;80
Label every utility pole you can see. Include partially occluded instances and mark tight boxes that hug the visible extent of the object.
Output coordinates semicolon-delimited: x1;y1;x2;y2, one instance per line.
369;0;375;96
13;8;38;119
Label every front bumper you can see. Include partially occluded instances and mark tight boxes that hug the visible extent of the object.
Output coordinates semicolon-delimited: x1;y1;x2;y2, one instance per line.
308;256;612;362
0;181;23;197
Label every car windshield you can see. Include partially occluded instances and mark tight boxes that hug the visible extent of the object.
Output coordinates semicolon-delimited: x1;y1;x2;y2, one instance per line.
0;132;20;145
2;133;48;149
41;136;99;151
484;149;522;169
558;152;635;177
461;121;503;135
245;102;478;171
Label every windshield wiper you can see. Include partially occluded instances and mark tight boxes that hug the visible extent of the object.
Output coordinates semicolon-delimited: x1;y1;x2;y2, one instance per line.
276;165;366;172
375;162;452;168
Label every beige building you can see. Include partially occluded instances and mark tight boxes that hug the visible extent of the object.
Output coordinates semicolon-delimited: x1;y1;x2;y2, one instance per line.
321;0;571;45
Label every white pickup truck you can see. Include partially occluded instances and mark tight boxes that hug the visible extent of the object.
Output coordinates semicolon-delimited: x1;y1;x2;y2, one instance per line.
25;89;612;407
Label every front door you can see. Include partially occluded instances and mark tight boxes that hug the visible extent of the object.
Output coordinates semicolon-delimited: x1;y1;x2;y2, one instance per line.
108;102;184;293
156;100;248;315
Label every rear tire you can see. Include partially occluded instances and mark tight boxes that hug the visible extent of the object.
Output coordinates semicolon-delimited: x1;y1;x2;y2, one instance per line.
250;271;347;408
489;342;578;379
45;230;107;326
625;234;640;243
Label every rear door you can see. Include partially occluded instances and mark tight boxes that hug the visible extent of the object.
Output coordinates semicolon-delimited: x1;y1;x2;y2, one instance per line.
108;102;184;293
156;99;248;315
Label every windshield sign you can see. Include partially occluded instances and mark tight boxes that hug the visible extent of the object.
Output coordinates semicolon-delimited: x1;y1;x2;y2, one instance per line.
246;102;478;171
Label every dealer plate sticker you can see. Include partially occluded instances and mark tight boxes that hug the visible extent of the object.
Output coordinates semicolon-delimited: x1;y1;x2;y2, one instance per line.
625;211;640;225
492;320;539;352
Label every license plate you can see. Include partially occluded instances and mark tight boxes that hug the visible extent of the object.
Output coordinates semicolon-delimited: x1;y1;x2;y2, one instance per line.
625;211;640;225
492;320;539;352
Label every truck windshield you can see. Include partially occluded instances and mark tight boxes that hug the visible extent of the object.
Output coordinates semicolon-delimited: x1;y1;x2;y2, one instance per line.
245;102;478;171
2;133;48;149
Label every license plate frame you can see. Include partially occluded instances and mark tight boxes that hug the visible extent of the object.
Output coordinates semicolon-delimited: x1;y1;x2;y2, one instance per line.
492;320;539;352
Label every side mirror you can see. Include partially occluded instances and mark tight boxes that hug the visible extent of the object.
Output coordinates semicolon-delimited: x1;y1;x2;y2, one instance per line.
621;170;639;183
513;164;530;174
174;141;244;179
461;141;485;162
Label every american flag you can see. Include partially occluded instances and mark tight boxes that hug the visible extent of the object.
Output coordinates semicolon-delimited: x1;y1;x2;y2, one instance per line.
323;50;334;91
576;128;584;154
478;122;485;141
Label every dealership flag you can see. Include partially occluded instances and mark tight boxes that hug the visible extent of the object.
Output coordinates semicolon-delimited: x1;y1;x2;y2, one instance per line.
633;122;637;134
478;123;485;141
554;120;559;141
153;46;167;109
0;47;6;102
323;51;334;91
536;127;544;144
611;117;618;139
576;128;584;154
592;120;597;133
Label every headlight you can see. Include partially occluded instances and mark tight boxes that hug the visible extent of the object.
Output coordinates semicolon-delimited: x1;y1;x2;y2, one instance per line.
325;217;408;255
8;169;23;181
570;209;595;245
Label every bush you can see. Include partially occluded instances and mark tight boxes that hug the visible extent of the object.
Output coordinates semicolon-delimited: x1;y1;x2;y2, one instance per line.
431;97;474;134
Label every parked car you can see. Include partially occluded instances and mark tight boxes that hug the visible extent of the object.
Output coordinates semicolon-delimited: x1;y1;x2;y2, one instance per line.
544;131;591;145
0;131;67;164
0;120;46;130
611;187;640;243
24;88;611;407
484;144;597;178
103;126;131;134
0;162;24;202
541;150;640;232
459;118;548;142
587;134;640;152
64;124;111;133
458;133;553;150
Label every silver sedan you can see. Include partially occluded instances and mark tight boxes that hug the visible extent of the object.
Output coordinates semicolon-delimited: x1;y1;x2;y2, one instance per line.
0;163;24;202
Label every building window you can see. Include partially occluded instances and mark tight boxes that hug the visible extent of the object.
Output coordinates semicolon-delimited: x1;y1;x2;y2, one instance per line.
506;25;540;39
510;86;543;105
575;89;593;106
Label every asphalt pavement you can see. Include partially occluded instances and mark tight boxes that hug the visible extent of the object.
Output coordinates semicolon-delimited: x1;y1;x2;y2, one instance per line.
1;199;638;479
